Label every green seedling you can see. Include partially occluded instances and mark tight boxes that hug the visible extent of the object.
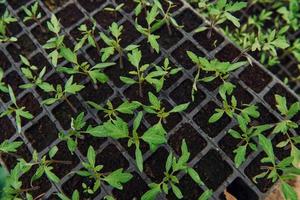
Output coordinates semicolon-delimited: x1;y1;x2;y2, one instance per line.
87;99;141;121
0;10;17;43
0;86;33;133
43;14;65;66
194;0;247;38
277;0;299;31
0;67;8;93
42;76;85;111
87;112;167;172
144;92;189;124
135;5;161;53
134;0;151;16
104;3;124;18
19;55;54;92
59;112;87;154
100;22;139;69
58;47;115;85
186;51;247;101
77;146;132;194
228;116;272;167
120;49;167;97
154;0;183;35
74;22;101;55
20;146;71;185
254;134;300;200
141;140;203;200
23;1;45;32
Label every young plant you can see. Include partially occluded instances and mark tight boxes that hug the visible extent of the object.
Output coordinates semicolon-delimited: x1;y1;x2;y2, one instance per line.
141;140;203;200
43;14;65;66
100;22;139;69
19;55;54;93
144;92;189;124
58;47;115;85
135;5;161;53
154;0;183;35
120;49;166;97
0;140;23;168
134;0;151;16
42;76;85;111
254;134;300;200
0;86;33;133
23;1;45;32
0;10;17;43
277;0;299;31
77;146;132;194
87;99;141;121
104;3;124;17
87;112;167;172
186;51;247;101
228;115;272;167
74;22;101;54
59;112;87;154
272;94;300;166
194;0;247;38
0;67;8;93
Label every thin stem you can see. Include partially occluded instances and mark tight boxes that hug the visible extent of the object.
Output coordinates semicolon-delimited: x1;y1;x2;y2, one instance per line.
118;49;124;69
64;96;77;112
35;18;46;33
92;33;101;57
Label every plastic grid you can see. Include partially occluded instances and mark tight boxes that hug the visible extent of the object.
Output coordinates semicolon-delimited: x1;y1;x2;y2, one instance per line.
0;0;300;199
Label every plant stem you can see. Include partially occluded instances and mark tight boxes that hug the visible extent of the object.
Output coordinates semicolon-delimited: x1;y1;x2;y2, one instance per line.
35;18;46;33
166;21;172;36
92;33;101;57
118;49;124;69
64;96;77;112
139;81;143;98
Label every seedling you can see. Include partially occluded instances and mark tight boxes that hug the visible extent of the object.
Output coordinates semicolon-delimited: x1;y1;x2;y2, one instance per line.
77;146;132;194
23;1;45;32
228;116;271;167
134;0;151;16
154;0;183;35
0;67;8;93
186;51;247;101
277;0;299;31
58;47;115;85
20;146;71;184
42;76;85;111
104;3;124;18
0;140;23;164
135;5;161;53
120;49;167;97
43;14;65;66
87;99;141;121
19;55;54;93
74;22;101;55
144;92;189;124
0;10;17;43
100;22;139;69
254;134;300;200
0;86;33;133
141;140;203;200
59;112;87;154
87;112;167;172
272;95;300;166
194;0;247;38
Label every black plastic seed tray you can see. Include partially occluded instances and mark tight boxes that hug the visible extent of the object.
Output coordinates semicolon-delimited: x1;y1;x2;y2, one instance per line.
0;0;300;199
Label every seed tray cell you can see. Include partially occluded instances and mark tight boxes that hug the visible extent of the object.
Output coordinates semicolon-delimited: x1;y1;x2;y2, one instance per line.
1;0;300;199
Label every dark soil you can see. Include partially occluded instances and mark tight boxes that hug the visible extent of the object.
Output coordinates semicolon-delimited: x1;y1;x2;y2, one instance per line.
25;116;58;152
6;34;36;62
57;4;84;28
220;177;259;200
80;82;113;104
78;0;106;12
169;123;207;159
194;150;233;190
93;5;123;30
215;44;242;62
193;29;224;51
193;101;231;137
175;9;203;32
239;64;272;93
170;79;206;112
17;92;42;124
156;25;183;50
0;50;11;71
0;116;15;142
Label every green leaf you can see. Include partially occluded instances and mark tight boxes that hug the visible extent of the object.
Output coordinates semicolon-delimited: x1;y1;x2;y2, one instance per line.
187;168;202;185
148;92;160;109
224;12;240;27
49;146;58;159
104;169;133;190
116;101;141;114
60;47;77;64
135;147;143;172
171;183;183;199
45;167;60;183
281;182;298;200
8;85;16;105
87;146;96;167
141;122;167;150
120;76;136;84
198;190;213;200
208;110;224;123
258;134;275;164
141;184;161;200
275;95;288;115
169;103;189;113
233;145;246;167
